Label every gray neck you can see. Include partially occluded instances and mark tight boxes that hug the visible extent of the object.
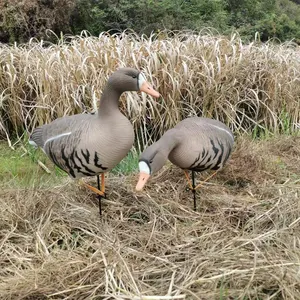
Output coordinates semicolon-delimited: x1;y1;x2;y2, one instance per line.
157;129;180;156
98;84;122;117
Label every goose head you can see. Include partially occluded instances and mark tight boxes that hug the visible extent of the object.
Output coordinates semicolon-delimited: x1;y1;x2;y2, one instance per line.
108;68;160;98
136;143;168;191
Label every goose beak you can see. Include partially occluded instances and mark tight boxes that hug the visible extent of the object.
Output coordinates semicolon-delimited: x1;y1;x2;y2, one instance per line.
140;81;160;98
136;172;151;191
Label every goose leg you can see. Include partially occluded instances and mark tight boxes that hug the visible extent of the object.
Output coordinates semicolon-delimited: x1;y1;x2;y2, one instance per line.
79;173;106;216
194;170;218;190
183;170;219;211
183;170;197;211
184;170;193;190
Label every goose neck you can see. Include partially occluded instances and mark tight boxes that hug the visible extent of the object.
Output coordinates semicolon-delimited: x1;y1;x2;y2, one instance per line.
158;129;180;155
98;84;122;116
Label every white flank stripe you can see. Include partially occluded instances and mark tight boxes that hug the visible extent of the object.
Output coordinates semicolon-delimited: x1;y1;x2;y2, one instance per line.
210;124;234;141
44;132;72;148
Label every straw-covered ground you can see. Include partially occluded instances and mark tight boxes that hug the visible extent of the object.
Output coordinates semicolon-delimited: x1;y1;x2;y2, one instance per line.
0;134;299;300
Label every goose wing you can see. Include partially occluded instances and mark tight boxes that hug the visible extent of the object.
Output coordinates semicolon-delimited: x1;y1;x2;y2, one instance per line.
29;114;103;178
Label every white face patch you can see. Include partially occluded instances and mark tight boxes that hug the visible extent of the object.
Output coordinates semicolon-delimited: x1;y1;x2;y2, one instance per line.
138;161;150;175
138;73;146;90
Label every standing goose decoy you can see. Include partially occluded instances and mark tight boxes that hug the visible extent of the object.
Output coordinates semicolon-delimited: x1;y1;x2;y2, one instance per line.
29;67;160;214
136;117;234;210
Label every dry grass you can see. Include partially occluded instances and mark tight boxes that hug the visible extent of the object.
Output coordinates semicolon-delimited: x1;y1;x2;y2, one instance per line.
0;30;300;148
0;135;300;299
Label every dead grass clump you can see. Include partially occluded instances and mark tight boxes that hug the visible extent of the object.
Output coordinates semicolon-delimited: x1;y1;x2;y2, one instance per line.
0;31;300;147
0;137;300;300
217;135;300;185
267;135;300;175
0;137;300;299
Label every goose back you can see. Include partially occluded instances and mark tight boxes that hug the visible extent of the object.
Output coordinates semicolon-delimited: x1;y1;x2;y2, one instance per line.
168;117;234;172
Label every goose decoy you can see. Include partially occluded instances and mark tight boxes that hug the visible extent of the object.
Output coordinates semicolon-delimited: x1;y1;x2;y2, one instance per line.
136;117;234;210
29;67;160;214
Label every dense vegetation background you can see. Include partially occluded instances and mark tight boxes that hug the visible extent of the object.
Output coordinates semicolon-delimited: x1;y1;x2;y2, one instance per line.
1;0;300;44
1;2;300;299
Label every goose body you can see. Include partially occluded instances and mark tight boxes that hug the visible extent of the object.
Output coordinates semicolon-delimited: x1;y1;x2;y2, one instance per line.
29;68;159;212
136;117;234;196
166;117;233;171
30;110;134;178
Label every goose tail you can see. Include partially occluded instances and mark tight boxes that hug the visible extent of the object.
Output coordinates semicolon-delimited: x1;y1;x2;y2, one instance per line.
29;127;45;148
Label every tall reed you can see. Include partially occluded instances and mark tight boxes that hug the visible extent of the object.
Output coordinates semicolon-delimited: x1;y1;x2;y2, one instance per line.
0;30;299;148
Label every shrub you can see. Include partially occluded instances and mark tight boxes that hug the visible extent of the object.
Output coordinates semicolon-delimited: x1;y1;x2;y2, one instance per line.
0;0;75;43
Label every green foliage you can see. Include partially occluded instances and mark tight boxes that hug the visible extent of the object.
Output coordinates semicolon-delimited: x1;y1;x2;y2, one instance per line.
279;108;293;135
112;149;139;175
0;139;139;189
0;141;67;188
225;0;300;42
69;0;229;35
68;0;300;43
70;0;107;36
1;0;300;44
0;0;76;44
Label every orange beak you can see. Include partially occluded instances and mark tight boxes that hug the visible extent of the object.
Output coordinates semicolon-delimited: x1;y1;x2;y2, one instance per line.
140;81;160;98
136;172;151;191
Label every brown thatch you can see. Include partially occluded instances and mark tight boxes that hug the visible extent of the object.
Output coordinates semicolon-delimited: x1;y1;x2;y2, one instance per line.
0;31;300;147
0;136;299;299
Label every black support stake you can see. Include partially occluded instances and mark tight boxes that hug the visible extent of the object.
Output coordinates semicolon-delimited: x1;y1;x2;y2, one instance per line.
97;175;102;216
192;171;196;211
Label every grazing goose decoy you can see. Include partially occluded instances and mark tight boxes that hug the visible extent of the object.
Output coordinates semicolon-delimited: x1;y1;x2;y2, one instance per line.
29;67;160;214
136;117;234;210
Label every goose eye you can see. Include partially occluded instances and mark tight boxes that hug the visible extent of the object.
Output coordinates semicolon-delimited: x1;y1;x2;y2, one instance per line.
149;159;153;164
132;75;137;79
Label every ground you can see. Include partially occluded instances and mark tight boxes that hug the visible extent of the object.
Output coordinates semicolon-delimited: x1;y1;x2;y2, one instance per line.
0;135;299;299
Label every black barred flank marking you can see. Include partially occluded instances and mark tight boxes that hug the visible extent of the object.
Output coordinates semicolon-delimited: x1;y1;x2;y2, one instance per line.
70;149;84;174
66;148;97;177
48;141;64;171
210;139;219;159
220;140;231;167
198;149;211;166
61;147;75;178
187;137;232;173
75;150;97;175
189;152;201;169
221;141;229;165
211;164;220;170
214;139;224;169
70;149;76;166
189;148;206;169
81;149;90;164
224;140;232;162
47;143;107;178
79;170;97;176
189;147;211;170
193;162;215;172
94;152;108;170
